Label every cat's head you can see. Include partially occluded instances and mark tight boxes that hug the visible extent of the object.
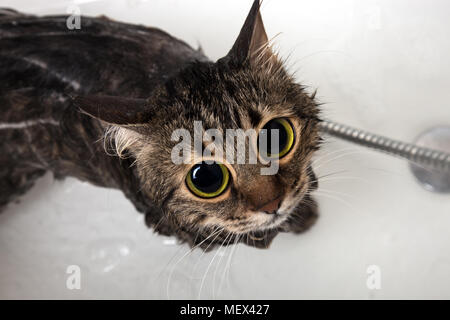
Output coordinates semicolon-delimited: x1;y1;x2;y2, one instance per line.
76;0;321;250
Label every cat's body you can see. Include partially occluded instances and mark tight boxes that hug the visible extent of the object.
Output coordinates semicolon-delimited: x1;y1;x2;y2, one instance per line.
0;9;206;214
0;1;320;249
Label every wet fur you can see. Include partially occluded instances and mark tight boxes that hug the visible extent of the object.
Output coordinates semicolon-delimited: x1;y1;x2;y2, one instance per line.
0;2;320;250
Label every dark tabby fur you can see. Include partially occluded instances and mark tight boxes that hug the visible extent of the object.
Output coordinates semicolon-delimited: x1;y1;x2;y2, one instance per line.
0;1;321;250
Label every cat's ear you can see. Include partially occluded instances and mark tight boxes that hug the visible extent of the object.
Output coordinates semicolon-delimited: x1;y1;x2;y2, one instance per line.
222;0;276;67
74;95;152;126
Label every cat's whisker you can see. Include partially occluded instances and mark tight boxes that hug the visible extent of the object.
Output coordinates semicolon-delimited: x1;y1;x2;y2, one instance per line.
198;232;231;299
151;214;169;233
211;233;233;299
317;175;375;187
220;234;241;297
311;144;379;168
317;187;359;201
310;152;354;172
313;142;429;176
153;244;185;294
265;229;269;248
128;158;138;168
166;226;224;299
365;165;412;178
312;146;359;164
313;190;360;214
313;150;371;171
217;235;236;298
295;49;352;67
189;227;227;283
326;142;444;177
314;169;350;181
306;168;374;188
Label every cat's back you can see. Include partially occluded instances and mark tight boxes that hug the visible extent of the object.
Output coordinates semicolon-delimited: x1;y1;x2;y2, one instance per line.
0;9;209;209
0;9;208;195
0;8;208;100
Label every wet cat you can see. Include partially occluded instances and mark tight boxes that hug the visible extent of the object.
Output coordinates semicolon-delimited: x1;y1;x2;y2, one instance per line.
0;0;321;249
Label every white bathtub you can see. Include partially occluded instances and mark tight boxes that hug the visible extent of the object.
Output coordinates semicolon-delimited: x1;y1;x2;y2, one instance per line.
1;0;449;299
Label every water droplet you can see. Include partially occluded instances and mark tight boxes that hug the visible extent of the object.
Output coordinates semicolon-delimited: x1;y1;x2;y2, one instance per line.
163;238;177;246
87;238;134;274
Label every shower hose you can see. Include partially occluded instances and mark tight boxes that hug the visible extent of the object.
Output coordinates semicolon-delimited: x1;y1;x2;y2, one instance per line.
319;120;450;173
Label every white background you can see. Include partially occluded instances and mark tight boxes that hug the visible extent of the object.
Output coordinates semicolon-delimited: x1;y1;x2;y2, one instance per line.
0;0;449;299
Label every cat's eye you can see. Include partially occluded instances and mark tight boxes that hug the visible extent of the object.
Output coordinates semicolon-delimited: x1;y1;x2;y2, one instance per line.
186;162;230;198
258;118;295;158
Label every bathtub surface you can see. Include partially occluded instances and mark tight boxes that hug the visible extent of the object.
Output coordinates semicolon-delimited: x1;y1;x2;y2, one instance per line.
0;0;450;299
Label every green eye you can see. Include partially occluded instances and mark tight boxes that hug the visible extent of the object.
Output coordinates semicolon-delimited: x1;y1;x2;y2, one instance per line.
259;118;295;158
186;162;230;198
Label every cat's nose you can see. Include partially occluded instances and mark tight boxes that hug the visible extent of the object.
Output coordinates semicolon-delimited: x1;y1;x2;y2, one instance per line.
259;196;282;214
